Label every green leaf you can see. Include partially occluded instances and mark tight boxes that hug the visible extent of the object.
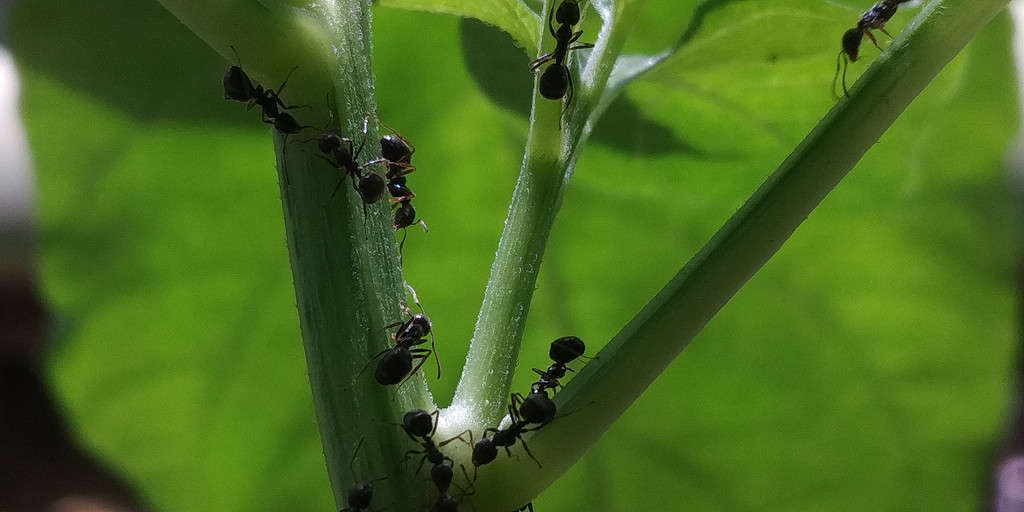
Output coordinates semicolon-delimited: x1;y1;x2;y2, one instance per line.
8;0;1018;511
377;0;541;51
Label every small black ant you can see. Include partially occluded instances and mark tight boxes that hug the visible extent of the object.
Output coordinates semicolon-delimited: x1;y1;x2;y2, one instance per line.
531;336;586;394
315;115;389;207
360;303;440;386
223;46;310;183
339;438;388;512
833;0;914;98
399;410;463;489
514;388;557;427
528;1;595;121
468;398;544;477
513;504;535;512
377;120;428;246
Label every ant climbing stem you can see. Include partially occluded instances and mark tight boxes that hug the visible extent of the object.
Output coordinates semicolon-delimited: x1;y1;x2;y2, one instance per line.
339;437;388;512
832;0;915;98
528;0;595;128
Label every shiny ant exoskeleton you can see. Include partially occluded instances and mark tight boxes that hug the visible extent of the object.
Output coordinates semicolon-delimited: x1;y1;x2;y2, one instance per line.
359;297;440;386
528;1;595;123
467;398;544;478
377;120;428;246
339;438;388;512
833;0;915;97
399;409;473;511
223;46;311;181
531;335;586;394
315;115;389;206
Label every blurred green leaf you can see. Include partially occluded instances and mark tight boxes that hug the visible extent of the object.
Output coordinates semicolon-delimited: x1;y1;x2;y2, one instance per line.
376;0;540;51
7;0;1018;511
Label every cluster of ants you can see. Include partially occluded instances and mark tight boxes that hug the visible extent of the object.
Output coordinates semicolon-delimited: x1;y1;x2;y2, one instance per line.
223;50;427;247
833;0;914;98
338;329;588;512
219;0;924;509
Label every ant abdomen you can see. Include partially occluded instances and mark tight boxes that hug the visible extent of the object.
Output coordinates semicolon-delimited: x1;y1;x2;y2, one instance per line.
539;65;570;100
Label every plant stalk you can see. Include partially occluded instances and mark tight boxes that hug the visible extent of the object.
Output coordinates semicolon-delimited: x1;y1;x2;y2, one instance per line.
466;0;1011;507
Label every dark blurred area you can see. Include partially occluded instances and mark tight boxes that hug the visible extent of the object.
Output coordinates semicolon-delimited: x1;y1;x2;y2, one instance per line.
0;1;145;509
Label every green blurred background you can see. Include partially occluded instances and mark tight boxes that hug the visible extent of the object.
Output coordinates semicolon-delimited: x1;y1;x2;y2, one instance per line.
4;0;1021;510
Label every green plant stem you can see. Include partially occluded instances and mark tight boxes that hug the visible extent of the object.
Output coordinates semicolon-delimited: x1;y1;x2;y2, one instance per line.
449;0;643;428
466;0;1009;507
158;0;434;509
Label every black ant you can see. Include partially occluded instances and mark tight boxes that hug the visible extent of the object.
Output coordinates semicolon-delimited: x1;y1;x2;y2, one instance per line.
467;398;544;478
360;303;440;386
833;0;914;98
531;336;586;394
399;410;465;491
339;438;388;512
223;46;310;182
377;120;428;246
315;115;389;207
513;505;535;512
528;1;595;122
514;388;557;428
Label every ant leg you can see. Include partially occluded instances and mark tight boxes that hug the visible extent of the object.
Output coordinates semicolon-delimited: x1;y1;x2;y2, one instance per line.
399;349;432;385
354;115;370;159
880;27;893;39
350;437;365;479
355;347;392;381
558;73;575;129
569;43;595;51
864;29;882;51
529;53;554;73
439;429;473;447
279;134;291;185
430;331;441;379
482;427;500;438
518;437;543;468
842;54;850;98
429;409;441;437
832;51;843;99
415;453;429;475
547;0;557;39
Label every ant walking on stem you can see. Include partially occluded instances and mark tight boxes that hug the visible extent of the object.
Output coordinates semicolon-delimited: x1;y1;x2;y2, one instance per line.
528;0;595;126
833;0;915;98
339;438;388;512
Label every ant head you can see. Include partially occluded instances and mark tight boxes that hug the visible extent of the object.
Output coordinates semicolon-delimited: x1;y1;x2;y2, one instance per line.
357;172;387;204
346;482;374;510
223;66;255;102
471;437;498;467
402;409;434;437
841;27;863;61
549;336;585;364
408;314;432;337
394;201;417;230
380;134;413;163
431;494;459;512
555;0;582;25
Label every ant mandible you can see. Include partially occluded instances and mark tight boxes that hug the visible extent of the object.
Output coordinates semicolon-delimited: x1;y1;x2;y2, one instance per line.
339;438;388;512
528;1;595;122
833;0;915;98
